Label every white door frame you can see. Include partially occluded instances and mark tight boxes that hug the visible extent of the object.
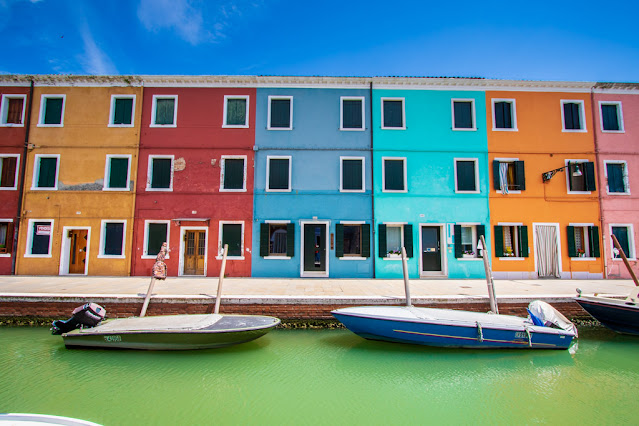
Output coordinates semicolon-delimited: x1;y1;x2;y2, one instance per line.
300;220;330;278
419;223;448;278
178;226;208;276
59;226;91;275
532;222;562;278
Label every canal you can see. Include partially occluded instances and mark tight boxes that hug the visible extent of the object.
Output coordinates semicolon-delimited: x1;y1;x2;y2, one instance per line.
1;326;638;425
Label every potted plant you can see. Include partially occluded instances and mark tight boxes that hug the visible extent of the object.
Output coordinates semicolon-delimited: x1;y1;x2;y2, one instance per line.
386;249;401;258
577;249;585;258
463;250;475;258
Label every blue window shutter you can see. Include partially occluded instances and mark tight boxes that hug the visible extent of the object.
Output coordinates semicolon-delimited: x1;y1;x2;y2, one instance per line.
286;223;295;257
514;161;526;190
260;223;269;257
601;104;619;131
589;226;600;258
584;162;596;191
361;224;370;258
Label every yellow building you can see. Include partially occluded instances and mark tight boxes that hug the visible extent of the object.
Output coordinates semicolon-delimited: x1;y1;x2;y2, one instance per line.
16;76;142;276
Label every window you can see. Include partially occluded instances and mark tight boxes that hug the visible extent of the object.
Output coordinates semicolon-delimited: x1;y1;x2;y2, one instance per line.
452;99;475;130
1;94;26;126
0;220;14;255
492;99;516;130
109;95;135;127
340;97;364;130
104;155;131;191
143;221;170;258
260;222;294;257
220;222;244;258
147;156;174;191
566;160;596;193
38;95;65;127
561;100;586;131
223;95;249;128
494;225;528;258
266;156;291;192
600;101;623;132
336;223;370;258
611;225;635;260
99;220;126;258
151;95;177;127
340;157;364;192
32;154;59;190
0;155;19;190
382;157;406;192
454;224;485;258
567;225;599;258
25;219;53;257
381;98;405;129
268;96;293;130
378;224;413;258
220;156;246;191
493;159;525;193
605;161;629;194
455;158;479;193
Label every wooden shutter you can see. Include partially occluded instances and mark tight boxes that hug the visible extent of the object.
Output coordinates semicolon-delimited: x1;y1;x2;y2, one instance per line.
147;223;167;256
404;224;413;258
601;104;619;131
223;158;244;190
342;159;363;191
38;157;57;188
589;226;600;258
384;159;404;191
226;99;246;126
114;98;133;125
378;224;387;257
361;224;370;258
286;223;295;257
7;98;24;124
223;224;242;257
0;222;14;254
270;99;291;128
1;157;17;187
109;158;129;189
566;226;576;257
383;100;403;128
156;99;174;125
104;222;124;256
514;161;526;190
492;160;501;190
260;223;269;257
493;226;504;257
342;99;362;129
44;98;63;124
269;158;289;190
519;226;529;257
454;101;473;129
152;158;171;189
335;224;344;257
456;161;476;191
454;225;462;258
584;162;596;191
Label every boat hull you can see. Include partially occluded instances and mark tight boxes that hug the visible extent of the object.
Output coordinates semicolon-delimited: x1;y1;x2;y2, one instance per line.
332;306;575;349
576;296;639;335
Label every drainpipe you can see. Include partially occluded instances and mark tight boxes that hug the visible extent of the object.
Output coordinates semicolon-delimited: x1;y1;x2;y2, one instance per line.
370;80;376;278
11;79;34;275
591;86;608;278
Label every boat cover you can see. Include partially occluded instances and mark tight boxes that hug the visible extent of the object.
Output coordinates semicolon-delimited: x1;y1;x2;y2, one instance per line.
528;301;578;337
77;314;223;333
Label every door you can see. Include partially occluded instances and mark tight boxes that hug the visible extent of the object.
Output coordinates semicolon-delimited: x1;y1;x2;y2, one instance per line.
303;224;326;274
421;226;442;272
184;230;206;275
535;225;560;278
68;230;88;274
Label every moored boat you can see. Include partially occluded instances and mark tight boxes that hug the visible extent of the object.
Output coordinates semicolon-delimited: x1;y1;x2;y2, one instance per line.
0;413;101;425
575;290;639;335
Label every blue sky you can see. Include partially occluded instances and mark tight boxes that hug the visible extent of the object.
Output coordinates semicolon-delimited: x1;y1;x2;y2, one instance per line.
1;0;638;82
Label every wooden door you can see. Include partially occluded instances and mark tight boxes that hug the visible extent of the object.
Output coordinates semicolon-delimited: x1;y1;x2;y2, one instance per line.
184;230;206;275
68;230;88;274
421;226;442;272
303;224;326;273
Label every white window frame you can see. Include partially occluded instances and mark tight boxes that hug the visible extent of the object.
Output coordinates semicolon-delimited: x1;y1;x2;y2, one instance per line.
266;155;292;192
382;157;407;193
217;221;245;260
494;157;522;194
146;155;174;192
150;95;178;128
24;219;54;258
340;156;365;193
267;96;293;130
454;157;480;194
568;222;596;261
565;158;591;195
31;154;60;190
604;160;630;195
338;220;366;260
340;96;365;131
222;95;250;128
380;97;406;130
458;223;482;260
0;154;20;190
219;155;247;192
497;222;525;260
491;98;517;131
599;101;624;133
560;99;587;133
38;94;66;127
108;94;136;128
264;220;291;260
97;220;127;259
0;218;13;257
451;98;477;131
103;154;132;191
142;220;171;259
609;223;636;261
383;222;405;260
0;94;27;127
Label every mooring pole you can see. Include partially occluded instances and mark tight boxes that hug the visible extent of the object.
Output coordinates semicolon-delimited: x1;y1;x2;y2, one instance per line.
401;246;412;307
480;235;499;314
139;277;155;317
214;244;229;314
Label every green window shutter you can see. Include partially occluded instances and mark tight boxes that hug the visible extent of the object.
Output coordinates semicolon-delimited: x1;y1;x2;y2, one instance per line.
454;101;473;129
104;222;124;256
342;100;362;129
226;99;246;126
335;224;344;257
155;99;175;125
270;99;291;128
260;223;269;257
404;224;413;258
109;158;129;188
286;223;295;257
606;163;625;193
564;103;581;130
494;101;512;129
38;157;57;188
514;161;526;191
222;224;242;256
151;158;172;189
378;224;387;257
494;226;504;257
269;158;290;190
584;162;596;191
383;100;403;128
361;224;370;258
566;226;576;257
453;224;462;258
44;98;63;124
589;226;600;258
342;159;363;191
223;158;244;190
493;160;501;190
601;104;619;131
114;98;133;125
456;161;476;191
147;223;167;256
384;159;404;191
519;226;529;258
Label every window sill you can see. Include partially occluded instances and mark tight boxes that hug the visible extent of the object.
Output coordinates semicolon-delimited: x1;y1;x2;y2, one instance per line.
216;256;245;260
612;257;637;261
561;129;587;133
339;189;365;193
222;124;249;129
267;127;293;131
455;190;480;194
601;130;624;134
452;127;477;131
0;123;25;127
145;188;173;192
494;189;521;194
102;188;131;192
570;257;596;261
382;189;407;193
492;127;518;132
567;191;592;195
382;256;402;261
37;124;64;128
0;253;11;258
265;189;291;193
97;254;126;259
458;257;482;261
499;257;525;261
219;188;247;192
0;187;18;191
149;124;177;128
339;256;366;261
24;254;52;258
30;187;58;191
141;255;170;260
339;127;365;131
380;126;406;130
264;256;291;260
108;124;134;128
606;191;631;196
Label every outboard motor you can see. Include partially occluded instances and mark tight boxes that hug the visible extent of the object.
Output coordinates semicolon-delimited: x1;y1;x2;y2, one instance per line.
51;303;106;335
527;300;578;337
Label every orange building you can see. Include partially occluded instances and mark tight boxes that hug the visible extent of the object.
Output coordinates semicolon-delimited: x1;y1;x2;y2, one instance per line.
486;82;603;279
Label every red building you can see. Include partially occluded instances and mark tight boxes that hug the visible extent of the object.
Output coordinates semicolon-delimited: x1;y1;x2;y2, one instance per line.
132;77;256;277
0;82;32;274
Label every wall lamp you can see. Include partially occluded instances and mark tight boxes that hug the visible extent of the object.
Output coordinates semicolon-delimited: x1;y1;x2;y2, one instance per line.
542;163;582;182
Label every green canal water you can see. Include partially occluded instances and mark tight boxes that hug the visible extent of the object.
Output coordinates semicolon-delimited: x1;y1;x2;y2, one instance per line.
1;326;638;425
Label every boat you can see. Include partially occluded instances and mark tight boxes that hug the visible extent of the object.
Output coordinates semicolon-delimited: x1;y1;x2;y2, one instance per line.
332;239;578;349
0;413;100;425
51;244;280;350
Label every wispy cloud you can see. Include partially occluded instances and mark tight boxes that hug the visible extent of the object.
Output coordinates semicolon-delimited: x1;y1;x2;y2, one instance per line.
78;22;118;75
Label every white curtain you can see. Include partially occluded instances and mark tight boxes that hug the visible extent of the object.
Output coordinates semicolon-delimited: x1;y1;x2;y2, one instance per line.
536;225;560;278
499;163;509;194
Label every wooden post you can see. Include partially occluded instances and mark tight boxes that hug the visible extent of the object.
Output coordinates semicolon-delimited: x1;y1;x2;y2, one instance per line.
480;235;499;314
401;246;412;307
214;244;229;314
139;277;155;317
612;234;639;287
